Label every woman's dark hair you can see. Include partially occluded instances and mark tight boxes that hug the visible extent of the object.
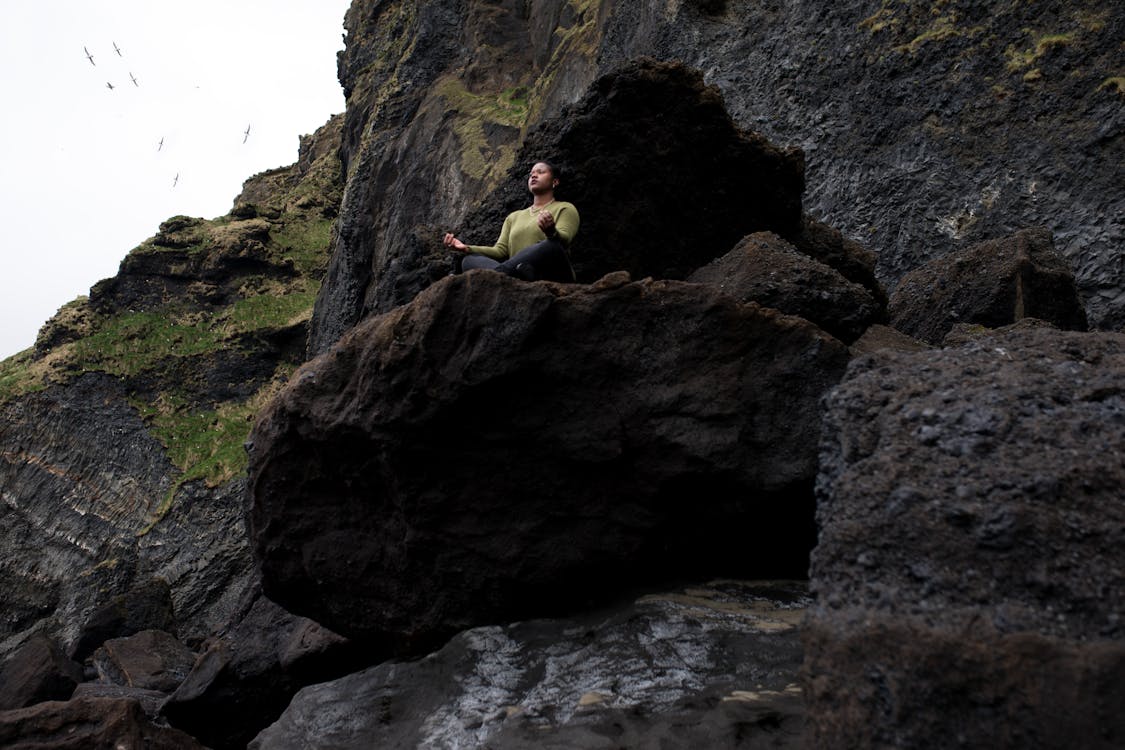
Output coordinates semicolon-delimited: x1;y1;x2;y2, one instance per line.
538;160;562;183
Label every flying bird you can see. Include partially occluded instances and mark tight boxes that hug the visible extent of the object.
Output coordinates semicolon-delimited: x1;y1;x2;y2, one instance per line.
243;124;251;143
113;41;122;56
84;47;95;66
105;82;115;90
173;173;179;188
157;137;164;151
129;72;139;87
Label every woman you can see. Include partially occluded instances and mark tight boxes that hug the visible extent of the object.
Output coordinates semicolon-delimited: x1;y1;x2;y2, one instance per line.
444;161;579;282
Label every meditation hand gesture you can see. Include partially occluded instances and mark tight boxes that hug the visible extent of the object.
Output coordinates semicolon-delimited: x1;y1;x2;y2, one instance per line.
443;232;468;252
536;210;556;237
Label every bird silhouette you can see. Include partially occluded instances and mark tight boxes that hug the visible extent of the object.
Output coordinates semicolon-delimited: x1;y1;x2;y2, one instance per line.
129;72;139;87
113;41;122;56
157;137;164;151
84;47;95;66
173;173;179;188
106;82;115;90
243;124;251;143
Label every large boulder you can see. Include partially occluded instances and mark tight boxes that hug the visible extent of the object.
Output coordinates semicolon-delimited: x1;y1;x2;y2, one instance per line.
248;272;850;652
888;227;1088;344
455;58;806;286
688;231;884;343
804;326;1125;747
250;581;808;749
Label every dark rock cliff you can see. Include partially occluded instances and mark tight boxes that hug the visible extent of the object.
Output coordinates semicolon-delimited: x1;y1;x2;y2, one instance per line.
1;0;1122;747
0;115;352;745
310;0;1124;356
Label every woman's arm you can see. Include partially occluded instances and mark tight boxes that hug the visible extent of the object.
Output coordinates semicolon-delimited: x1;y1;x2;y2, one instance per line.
467;215;514;260
549;204;580;246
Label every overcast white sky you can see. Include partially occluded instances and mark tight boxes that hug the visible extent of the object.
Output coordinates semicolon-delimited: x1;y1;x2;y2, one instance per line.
0;1;352;359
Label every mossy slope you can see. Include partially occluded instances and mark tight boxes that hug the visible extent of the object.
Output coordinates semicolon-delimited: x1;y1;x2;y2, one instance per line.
0;114;344;505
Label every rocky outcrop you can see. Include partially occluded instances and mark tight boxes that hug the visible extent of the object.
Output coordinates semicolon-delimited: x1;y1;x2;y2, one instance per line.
311;0;1125;360
804;326;1125;747
689;232;884;343
250;581;809;749
453;59;805;285
0;697;205;749
598;1;1125;329
249;271;849;650
0;373;249;657
0;115;353;750
161;588;362;750
888;226;1088;344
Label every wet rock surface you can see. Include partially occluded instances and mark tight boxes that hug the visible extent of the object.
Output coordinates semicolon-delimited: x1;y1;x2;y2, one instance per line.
805;325;1125;747
251;581;809;749
250;272;849;649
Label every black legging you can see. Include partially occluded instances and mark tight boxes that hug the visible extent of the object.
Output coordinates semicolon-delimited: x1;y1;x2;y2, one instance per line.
459;238;575;282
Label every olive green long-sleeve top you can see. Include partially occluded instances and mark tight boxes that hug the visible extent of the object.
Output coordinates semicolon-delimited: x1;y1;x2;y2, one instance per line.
468;201;579;261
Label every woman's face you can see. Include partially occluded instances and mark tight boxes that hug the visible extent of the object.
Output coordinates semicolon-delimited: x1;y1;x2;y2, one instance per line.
528;162;556;194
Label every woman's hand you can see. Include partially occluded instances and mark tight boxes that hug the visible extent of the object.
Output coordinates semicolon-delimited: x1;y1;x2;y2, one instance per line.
443;232;468;252
536;211;556;236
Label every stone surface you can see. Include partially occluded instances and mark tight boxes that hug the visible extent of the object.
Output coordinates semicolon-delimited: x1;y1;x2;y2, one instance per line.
804;326;1125;747
250;272;850;649
598;1;1125;329
92;629;196;693
0;697;205;749
250;581;809;749
455;58;805;286
311;0;1125;358
0;634;83;711
70;683;168;719
789;216;885;306
847;323;930;357
888;226;1088;344
688;231;883;343
308;0;602;354
71;579;176;662
161;588;361;750
0;115;344;673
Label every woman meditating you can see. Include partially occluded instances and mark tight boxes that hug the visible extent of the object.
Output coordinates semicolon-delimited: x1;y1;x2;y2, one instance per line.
444;161;579;282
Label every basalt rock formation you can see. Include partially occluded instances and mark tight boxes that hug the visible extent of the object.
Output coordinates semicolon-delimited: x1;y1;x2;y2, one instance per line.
310;0;1124;360
0;115;357;746
806;325;1125;747
1;1;1122;748
451;58;806;285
